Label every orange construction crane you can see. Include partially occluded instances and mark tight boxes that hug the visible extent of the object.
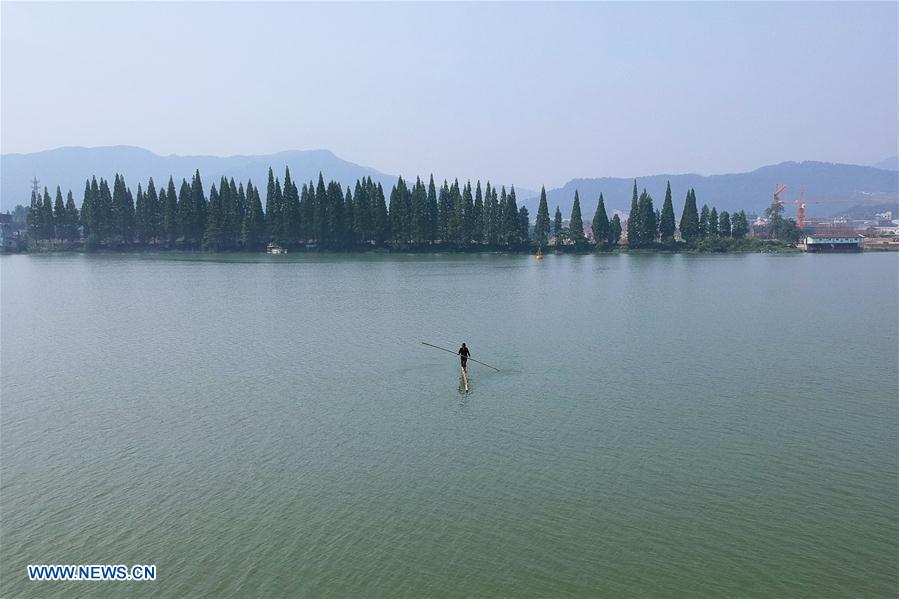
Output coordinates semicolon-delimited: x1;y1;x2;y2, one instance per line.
772;184;806;228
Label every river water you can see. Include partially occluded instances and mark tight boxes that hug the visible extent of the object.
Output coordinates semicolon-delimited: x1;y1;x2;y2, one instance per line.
1;252;897;597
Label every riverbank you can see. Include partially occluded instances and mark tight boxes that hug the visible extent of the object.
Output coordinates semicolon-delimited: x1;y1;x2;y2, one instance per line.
13;238;805;255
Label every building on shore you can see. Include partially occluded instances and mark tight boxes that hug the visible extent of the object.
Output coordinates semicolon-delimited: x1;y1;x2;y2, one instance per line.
801;233;864;252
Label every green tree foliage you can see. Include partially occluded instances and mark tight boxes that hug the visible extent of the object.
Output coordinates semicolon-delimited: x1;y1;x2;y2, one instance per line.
242;181;266;248
659;182;676;242
764;200;800;242
609;214;622;246
534;186;551;247
699;204;710;239
553;205;564;246
518;206;530;245
592;193;609;248
708;207;719;237
627;181;640;246
731;210;749;239
719;210;731;238
163;177;179;245
53;186;66;240
569;190;586;246
426;176;439;243
64;190;79;241
204;183;225;250
679;188;700;243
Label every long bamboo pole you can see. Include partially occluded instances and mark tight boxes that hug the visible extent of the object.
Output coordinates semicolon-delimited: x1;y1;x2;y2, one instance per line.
420;342;501;372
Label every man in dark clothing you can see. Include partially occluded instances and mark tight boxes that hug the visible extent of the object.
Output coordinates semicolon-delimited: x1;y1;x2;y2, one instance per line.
458;343;470;371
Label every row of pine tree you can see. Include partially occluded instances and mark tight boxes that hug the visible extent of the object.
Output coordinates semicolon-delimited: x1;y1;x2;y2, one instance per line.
26;168;750;250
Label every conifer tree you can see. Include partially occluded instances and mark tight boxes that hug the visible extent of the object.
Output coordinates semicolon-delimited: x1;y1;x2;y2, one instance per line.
376;182;390;244
484;183;497;245
503;186;519;245
659;182;676;242
461;181;474;243
627;182;641;246
27;189;43;239
592;193;609;248
314;174;328;243
719;210;731;238
708;206;719;237
135;183;147;243
732;210;749;239
53;186;66;240
569;190;585;246
518;206;530;245
204;184;225;250
410;177;427;243
553;205;563;246
145;178;160;243
265;168;280;242
637;190;656;244
163;177;179;245
699;204;710;239
326;180;344;245
64;190;79;241
472;181;484;244
282;168;301;245
189;170;206;246
343;187;355;245
534;186;551;247
609;214;622;246
177;179;192;245
679;189;700;242
426;175;438;243
437;180;451;242
242;181;265;248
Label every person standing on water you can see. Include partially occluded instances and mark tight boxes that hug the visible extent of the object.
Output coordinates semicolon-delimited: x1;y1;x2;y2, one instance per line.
458;343;470;371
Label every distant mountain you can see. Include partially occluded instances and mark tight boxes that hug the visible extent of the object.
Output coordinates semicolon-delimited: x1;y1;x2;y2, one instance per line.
0;146;534;211
0;146;399;210
521;161;898;219
873;156;898;171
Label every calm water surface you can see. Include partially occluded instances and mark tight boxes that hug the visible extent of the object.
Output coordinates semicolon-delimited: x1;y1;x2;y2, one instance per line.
1;252;897;597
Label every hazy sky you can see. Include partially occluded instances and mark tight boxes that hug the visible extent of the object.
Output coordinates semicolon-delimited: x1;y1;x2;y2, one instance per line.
2;1;896;188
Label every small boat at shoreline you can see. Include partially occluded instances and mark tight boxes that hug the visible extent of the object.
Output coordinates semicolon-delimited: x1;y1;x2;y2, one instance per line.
266;243;287;255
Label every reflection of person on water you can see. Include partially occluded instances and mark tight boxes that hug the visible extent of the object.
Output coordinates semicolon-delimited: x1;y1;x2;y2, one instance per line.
458;343;470;371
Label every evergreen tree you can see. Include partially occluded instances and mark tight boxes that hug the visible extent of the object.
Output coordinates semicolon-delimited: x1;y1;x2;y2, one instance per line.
41;187;54;240
679;189;700;243
135;183;147;243
53;186;66;240
163;177;179;245
732;210;749;239
472;181;484;244
145;178;160;243
659;182;676;242
518;206;530;245
27;189;43;239
372;183;389;244
343;187;355;245
282;168;301;245
484;183;498;245
313;174;328;243
637;190;656;244
242;181;266;249
204;183;225;250
503;186;519;245
447;180;463;243
326;180;344;245
569;190;585;246
462;181;474;243
265;168;280;242
189;170;206;246
426;175;438;243
97;177;112;241
592;193;610;248
627;181;641;246
389;177;409;244
699;204;710;239
177;179;192;245
534;186;551;247
553;205;564;246
609;214;622;246
719;210;731;238
410;177;427;243
64;190;79;241
708;206;719;237
352;180;370;244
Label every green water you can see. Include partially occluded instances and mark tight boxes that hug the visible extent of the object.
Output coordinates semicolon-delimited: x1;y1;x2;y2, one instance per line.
1;252;897;597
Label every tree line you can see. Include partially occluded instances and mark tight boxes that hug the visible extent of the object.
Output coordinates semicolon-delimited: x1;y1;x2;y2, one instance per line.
25;167;788;251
